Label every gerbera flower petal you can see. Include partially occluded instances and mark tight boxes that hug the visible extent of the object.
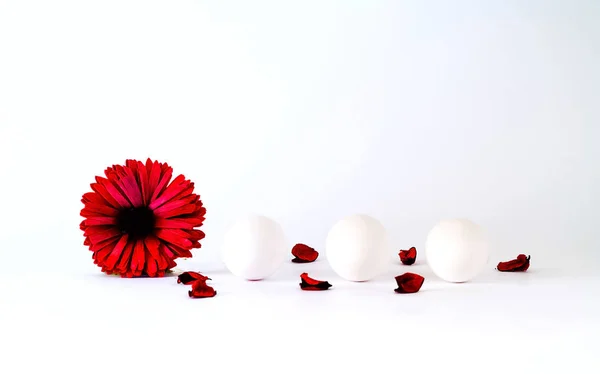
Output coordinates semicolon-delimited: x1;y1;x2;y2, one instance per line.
91;236;120;253
154;229;193;250
83;225;114;236
82;192;103;204
81;193;120;216
149;175;188;210
156;246;170;270
103;235;129;271
143;235;166;263
130;240;145;274
90;182;121;209
152;194;198;218
92;234;122;251
165;258;177;270
164;242;192;258
157;240;175;259
144;256;158;277
171;184;196;203
147;160;163;198
93;243;116;264
193;205;207;217
81;204;119;217
136;160;150;205
83;216;117;226
155;204;198;219
96;176;131;208
154;217;204;229
187;229;206;241
115;171;143;207
116;242;135;274
88;228;121;245
149;166;174;203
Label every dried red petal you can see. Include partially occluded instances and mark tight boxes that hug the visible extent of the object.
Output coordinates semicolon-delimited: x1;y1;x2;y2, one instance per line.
497;254;531;272
399;246;417;265
299;272;332;291
188;280;217;298
291;243;319;263
394;272;425;294
177;271;211;285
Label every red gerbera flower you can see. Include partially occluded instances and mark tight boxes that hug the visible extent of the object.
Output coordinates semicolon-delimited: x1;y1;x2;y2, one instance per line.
80;159;206;278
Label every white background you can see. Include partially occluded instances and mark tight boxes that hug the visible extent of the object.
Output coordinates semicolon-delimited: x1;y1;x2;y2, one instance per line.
0;1;599;373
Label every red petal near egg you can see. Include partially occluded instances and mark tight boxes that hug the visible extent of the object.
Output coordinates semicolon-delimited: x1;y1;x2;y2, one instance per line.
497;254;531;272
394;272;425;293
177;271;211;285
299;272;332;290
188;280;217;298
399;246;417;265
291;243;319;263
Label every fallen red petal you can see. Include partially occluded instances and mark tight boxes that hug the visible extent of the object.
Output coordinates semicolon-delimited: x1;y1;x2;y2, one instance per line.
394;272;425;293
188;280;217;298
299;272;332;290
291;243;319;263
177;271;211;285
497;254;531;272
399;246;417;265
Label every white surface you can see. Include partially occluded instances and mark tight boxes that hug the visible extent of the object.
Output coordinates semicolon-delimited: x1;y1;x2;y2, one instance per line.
221;215;287;280
325;214;390;281
425;218;489;283
0;0;599;372
1;261;599;373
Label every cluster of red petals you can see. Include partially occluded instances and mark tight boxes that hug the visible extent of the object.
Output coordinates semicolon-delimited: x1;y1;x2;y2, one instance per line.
80;159;206;278
394;272;425;294
399;247;417;265
299;272;332;291
178;271;216;298
291;243;319;263
497;254;531;272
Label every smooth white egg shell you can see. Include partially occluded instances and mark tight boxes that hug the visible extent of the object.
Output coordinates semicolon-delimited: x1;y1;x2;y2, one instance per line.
325;214;390;282
221;215;287;280
425;218;489;283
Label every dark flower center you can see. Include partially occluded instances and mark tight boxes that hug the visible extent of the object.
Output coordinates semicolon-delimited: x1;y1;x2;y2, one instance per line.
116;206;155;239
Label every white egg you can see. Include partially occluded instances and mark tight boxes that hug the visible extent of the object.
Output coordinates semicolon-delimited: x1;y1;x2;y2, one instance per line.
425;218;489;283
325;214;390;282
221;215;287;280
